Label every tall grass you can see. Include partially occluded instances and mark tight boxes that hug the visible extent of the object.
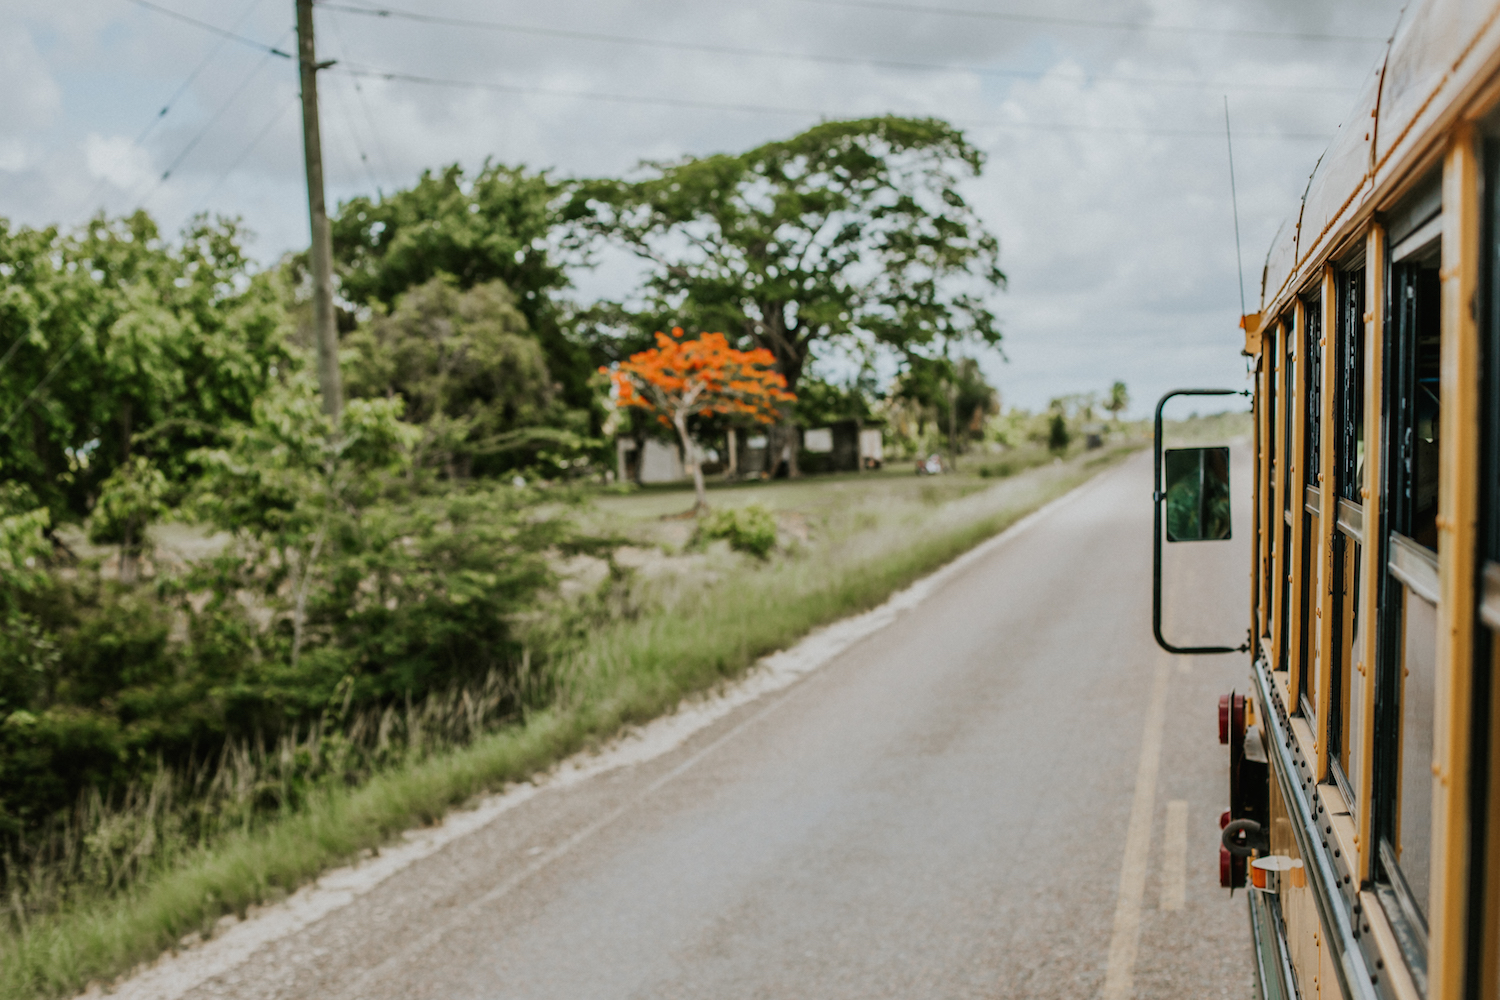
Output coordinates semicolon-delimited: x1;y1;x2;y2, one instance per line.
0;443;1137;999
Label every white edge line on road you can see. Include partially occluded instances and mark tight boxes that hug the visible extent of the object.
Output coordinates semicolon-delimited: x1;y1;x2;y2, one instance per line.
92;468;1109;1000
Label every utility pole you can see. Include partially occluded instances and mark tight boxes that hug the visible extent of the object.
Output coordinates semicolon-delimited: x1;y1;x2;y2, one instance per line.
295;0;342;419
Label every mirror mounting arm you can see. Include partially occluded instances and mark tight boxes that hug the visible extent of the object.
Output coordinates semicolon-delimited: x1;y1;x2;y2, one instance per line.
1152;388;1253;656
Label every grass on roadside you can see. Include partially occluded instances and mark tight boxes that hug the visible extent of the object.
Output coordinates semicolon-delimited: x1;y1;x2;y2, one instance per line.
0;442;1140;1000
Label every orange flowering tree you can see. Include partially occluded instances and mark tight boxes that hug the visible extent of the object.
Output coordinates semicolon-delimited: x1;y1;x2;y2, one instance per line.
602;328;793;510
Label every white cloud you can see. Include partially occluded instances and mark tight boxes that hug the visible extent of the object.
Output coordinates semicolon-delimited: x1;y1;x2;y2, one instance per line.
84;133;155;191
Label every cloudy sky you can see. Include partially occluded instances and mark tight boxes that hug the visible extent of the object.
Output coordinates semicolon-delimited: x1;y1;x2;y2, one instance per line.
3;0;1407;415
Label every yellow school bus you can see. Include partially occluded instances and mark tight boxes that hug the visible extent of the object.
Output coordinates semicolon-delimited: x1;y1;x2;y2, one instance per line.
1153;2;1500;997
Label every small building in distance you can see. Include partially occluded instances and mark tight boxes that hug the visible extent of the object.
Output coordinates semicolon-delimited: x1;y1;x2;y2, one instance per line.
798;420;883;473
617;437;686;483
617;423;883;483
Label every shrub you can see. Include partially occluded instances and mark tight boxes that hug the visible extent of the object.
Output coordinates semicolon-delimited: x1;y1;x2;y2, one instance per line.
694;504;778;558
1047;412;1071;453
978;460;1016;479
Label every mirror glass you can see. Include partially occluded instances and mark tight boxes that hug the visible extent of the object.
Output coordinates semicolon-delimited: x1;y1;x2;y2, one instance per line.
1164;446;1231;541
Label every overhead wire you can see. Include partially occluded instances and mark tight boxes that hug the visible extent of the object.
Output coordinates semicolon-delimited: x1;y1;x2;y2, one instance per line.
131;30;295;212
323;1;1359;95
337;65;1334;140
324;77;380;193
119;0;293;58
0;333;91;436
0;335;27;379
790;0;1387;44
175;93;300;232
79;0;273;216
324;9;394;191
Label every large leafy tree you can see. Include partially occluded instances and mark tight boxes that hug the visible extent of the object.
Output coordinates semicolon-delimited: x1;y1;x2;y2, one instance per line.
0;211;289;520
343;277;581;477
571;117;1006;394
895;354;997;455
329;163;592;410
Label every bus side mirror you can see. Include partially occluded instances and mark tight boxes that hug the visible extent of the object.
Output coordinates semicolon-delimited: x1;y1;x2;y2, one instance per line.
1164;447;1232;541
1152;389;1248;656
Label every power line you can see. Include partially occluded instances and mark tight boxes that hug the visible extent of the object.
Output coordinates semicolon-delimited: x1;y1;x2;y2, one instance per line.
324;10;393;189
321;73;379;192
0;335;27;378
79;0;272;216
0;333;90;436
119;0;293;58
323;1;1358;95
1225;97;1247;318
338;65;1333;140
792;0;1386;44
177;93;300;232
133;32;294;210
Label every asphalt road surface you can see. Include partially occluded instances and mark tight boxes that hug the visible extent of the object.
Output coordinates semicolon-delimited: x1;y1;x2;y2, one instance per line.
182;448;1256;1000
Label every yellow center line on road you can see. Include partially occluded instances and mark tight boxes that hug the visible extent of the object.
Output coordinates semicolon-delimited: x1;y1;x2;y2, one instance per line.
1099;655;1173;1000
1160;800;1188;912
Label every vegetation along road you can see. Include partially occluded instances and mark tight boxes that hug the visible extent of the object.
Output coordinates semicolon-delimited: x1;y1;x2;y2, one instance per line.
103;447;1253;1000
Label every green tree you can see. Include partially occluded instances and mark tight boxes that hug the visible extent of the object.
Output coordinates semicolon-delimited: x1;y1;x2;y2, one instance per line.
343;277;582;477
895;355;996;455
1047;401;1071;454
87;455;167;583
0;211;289;520
572;116;1006;395
1106;380;1130;423
793;377;874;427
329;163;591;412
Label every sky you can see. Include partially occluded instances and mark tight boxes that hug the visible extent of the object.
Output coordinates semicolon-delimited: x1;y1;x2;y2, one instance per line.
2;0;1408;416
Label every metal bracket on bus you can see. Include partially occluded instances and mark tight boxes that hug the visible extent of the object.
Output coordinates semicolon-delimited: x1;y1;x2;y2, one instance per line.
1152;388;1253;655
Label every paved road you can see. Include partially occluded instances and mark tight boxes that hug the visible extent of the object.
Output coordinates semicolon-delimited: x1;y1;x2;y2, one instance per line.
187;449;1256;999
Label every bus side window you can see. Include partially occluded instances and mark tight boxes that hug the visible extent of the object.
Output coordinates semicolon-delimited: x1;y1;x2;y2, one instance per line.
1373;220;1443;954
1332;265;1367;804
1264;330;1277;640
1301;297;1323;721
1475;130;1500;1000
1278;322;1295;676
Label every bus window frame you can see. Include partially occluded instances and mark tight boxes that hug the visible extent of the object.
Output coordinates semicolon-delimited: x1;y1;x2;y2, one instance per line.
1287;298;1312;703
1300;281;1330;729
1272;319;1292;672
1258;341;1274;643
1330;256;1369;810
1469;123;1500;1000
1365;137;1488;994
1353;223;1386;888
1370;215;1441;984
